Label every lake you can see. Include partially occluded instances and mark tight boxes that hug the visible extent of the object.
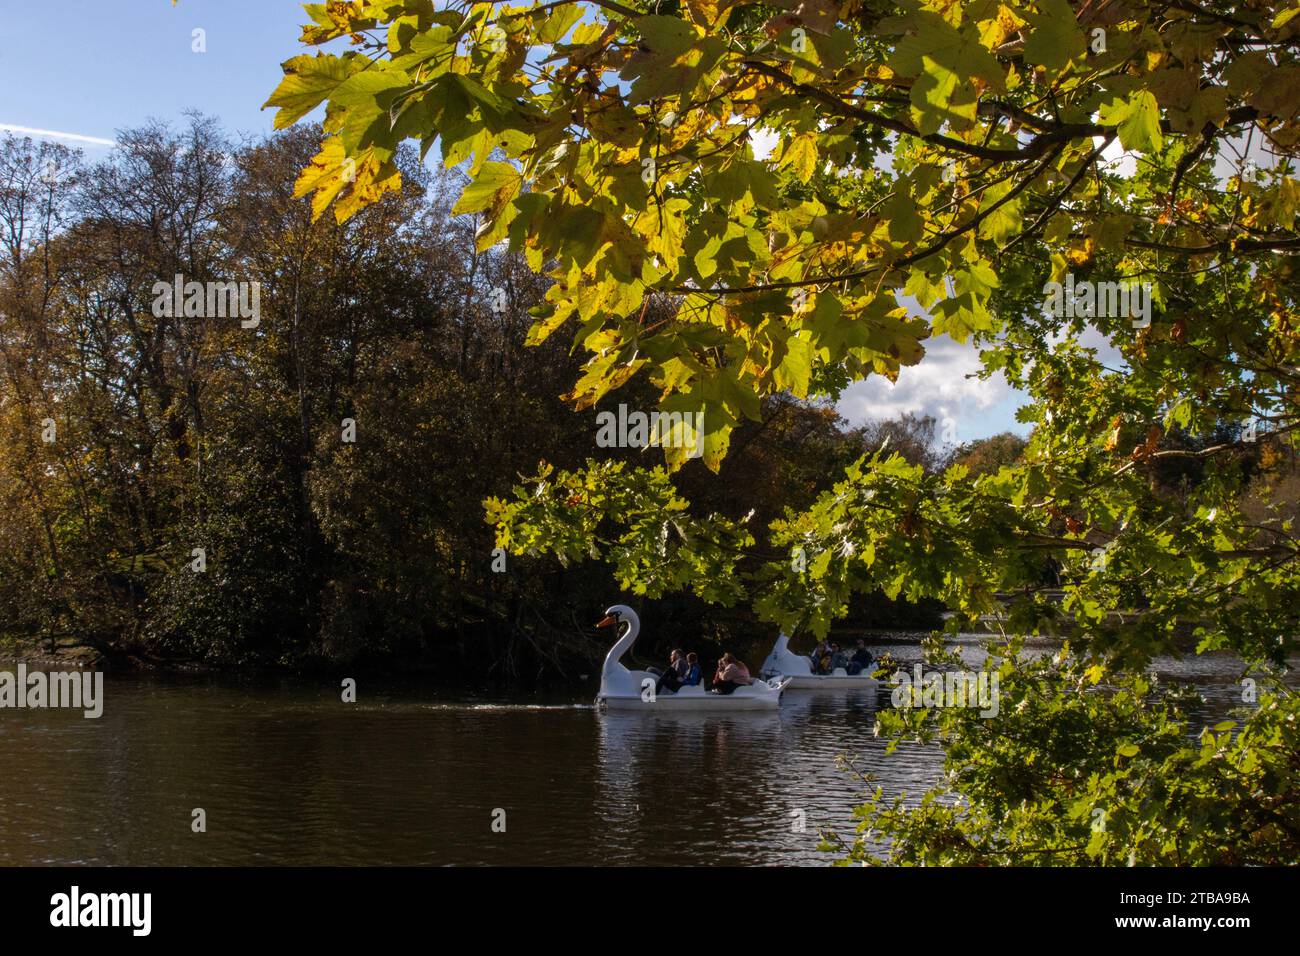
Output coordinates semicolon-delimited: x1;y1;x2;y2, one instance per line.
0;635;1273;865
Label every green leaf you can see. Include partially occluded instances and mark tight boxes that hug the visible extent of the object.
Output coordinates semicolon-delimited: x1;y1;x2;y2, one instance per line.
884;190;923;243
634;15;700;58
1023;0;1086;72
978;180;1022;244
264;54;360;129
891;14;1000;134
537;5;585;44
772;331;814;397
452;161;523;218
1099;90;1162;154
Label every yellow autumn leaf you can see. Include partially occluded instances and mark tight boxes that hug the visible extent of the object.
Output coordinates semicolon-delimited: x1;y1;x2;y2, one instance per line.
780;133;818;184
1065;237;1095;266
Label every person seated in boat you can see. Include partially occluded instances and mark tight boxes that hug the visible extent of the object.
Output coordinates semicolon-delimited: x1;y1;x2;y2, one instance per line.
810;640;831;674
655;649;690;694
681;652;702;686
829;643;850;673
711;653;753;694
847;640;874;675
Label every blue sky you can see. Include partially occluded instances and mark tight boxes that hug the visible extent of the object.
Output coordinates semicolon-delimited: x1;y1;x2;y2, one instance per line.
0;0;305;147
0;0;1029;443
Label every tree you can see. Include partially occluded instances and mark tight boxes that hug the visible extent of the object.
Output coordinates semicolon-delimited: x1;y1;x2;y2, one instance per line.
269;1;1300;862
269;0;1300;462
853;411;950;472
0;121;602;670
948;430;1027;476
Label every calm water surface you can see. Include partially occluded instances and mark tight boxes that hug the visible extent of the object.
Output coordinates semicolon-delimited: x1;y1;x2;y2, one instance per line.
0;636;1277;865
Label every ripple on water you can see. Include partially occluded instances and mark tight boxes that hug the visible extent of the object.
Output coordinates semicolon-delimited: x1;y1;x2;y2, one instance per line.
0;642;1289;865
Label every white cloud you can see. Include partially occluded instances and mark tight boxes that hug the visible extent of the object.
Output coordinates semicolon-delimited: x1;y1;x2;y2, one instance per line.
832;281;1145;440
835;333;1018;435
1095;133;1136;178
750;127;778;161
0;124;115;147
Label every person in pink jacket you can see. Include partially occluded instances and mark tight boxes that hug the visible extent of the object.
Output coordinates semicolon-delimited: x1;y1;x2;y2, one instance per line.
711;653;753;695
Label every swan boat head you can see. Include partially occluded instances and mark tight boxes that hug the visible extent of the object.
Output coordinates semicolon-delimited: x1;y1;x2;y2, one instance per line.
596;604;640;666
596;604;648;701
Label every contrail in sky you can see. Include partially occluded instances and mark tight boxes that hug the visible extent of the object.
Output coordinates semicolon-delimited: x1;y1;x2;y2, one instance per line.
0;124;116;147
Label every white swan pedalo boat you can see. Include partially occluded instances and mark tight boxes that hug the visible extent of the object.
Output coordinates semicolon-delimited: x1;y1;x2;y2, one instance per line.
595;605;789;711
759;634;879;689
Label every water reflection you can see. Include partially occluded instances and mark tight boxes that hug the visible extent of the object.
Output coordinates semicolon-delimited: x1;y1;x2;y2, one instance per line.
0;638;1288;866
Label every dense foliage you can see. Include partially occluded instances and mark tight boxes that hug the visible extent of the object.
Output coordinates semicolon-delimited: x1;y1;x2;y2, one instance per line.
266;0;1300;862
1;121;946;672
0;121;593;670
